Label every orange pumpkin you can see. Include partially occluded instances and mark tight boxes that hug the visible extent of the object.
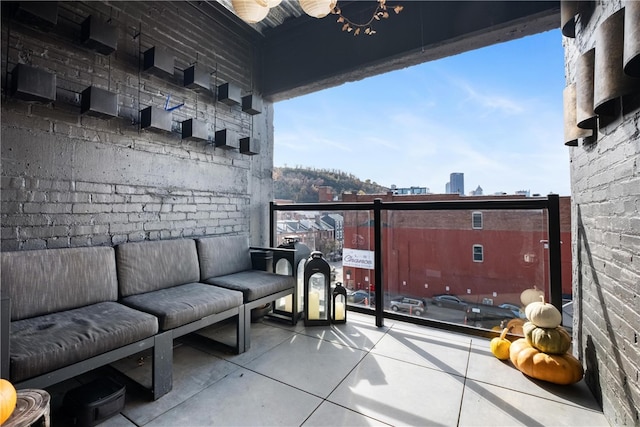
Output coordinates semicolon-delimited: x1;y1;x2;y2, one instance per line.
0;379;17;424
507;318;525;335
509;338;583;385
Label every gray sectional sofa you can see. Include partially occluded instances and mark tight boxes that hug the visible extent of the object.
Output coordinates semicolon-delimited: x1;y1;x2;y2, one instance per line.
0;235;299;399
0;246;172;400
196;235;296;349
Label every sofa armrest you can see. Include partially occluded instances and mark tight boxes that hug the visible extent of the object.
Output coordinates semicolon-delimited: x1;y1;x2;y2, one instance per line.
249;246;296;254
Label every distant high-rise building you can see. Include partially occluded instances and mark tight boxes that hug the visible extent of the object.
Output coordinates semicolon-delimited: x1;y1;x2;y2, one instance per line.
470;185;483;196
445;182;450;193
449;173;464;195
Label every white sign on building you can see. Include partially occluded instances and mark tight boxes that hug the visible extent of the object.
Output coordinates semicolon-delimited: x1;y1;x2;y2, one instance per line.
342;248;375;270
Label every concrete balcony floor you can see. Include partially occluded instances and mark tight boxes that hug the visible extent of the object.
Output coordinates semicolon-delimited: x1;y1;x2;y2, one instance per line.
48;312;608;426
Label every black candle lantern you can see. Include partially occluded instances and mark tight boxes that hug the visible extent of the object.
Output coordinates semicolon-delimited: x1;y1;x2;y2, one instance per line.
303;251;331;326
332;282;347;324
272;236;311;324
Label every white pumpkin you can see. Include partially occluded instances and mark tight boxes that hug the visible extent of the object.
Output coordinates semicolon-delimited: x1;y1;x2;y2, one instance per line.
525;297;562;328
520;286;545;306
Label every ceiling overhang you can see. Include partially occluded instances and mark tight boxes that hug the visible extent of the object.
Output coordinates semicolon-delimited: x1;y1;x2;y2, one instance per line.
213;1;561;102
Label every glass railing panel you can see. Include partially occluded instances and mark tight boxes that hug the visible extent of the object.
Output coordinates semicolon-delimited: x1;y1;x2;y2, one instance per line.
270;198;569;336
374;208;553;332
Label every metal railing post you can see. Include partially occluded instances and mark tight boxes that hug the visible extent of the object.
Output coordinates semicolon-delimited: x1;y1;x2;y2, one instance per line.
547;194;562;312
374;198;384;327
269;201;275;247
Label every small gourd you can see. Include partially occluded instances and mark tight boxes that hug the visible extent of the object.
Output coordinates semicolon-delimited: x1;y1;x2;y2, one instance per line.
520;286;544;307
490;328;511;360
509;338;583;385
525;296;562;328
0;379;17;424
523;322;572;354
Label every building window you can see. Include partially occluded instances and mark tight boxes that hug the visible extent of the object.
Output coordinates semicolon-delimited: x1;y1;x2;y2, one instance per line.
472;212;483;229
473;245;484;262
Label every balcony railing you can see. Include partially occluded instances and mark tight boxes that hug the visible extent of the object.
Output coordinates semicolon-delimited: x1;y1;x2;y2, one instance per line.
270;194;563;338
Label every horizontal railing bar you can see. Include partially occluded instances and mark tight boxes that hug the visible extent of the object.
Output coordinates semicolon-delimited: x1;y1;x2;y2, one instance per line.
273;202;372;211
273;197;550;212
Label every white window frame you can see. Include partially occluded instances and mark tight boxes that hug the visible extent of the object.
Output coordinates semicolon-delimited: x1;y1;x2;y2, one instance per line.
472;211;483;229
473;244;484;262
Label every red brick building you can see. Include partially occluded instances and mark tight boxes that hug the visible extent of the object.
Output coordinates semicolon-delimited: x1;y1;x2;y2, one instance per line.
341;193;571;306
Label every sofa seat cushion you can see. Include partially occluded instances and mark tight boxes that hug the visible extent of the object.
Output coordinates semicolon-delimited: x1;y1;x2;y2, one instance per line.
203;270;295;303
10;302;158;383
120;283;243;331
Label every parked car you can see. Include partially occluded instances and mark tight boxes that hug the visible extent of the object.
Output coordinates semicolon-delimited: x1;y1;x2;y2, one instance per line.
432;294;468;310
464;304;517;329
347;290;374;305
390;297;426;316
498;303;526;318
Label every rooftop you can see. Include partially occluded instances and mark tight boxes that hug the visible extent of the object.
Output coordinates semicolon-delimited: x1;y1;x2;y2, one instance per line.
49;312;607;426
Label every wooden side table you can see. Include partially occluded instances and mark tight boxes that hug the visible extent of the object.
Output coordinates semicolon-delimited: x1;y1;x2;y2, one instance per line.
3;389;50;427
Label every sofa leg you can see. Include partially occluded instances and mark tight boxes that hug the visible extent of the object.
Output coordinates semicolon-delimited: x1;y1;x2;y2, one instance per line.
152;331;173;400
240;304;250;353
236;304;245;354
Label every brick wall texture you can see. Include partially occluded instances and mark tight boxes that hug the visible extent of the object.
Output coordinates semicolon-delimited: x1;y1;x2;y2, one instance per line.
565;1;640;425
1;1;274;250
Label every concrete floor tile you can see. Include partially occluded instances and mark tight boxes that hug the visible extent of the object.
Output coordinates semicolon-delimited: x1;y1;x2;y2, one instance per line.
298;316;391;351
303;401;391;426
328;353;465;426
371;327;472;376
144;368;322;426
459;379;609;426
245;333;367;397
92;413;137;426
120;345;240;425
390;320;475;344
191;319;297;366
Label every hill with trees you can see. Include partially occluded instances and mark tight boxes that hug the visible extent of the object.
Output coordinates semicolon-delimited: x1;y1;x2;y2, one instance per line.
273;166;388;202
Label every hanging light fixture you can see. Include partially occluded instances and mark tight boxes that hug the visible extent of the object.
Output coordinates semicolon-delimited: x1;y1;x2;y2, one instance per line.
333;0;403;36
299;0;336;18
231;0;270;24
257;0;282;7
232;0;403;36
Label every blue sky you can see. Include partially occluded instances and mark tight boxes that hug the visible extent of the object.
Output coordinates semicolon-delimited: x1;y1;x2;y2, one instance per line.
273;29;569;196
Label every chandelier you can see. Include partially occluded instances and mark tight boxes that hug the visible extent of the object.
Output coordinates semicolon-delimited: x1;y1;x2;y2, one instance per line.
231;0;403;36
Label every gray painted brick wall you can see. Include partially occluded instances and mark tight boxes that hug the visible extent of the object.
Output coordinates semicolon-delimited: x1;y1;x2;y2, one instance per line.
565;1;640;424
1;1;273;250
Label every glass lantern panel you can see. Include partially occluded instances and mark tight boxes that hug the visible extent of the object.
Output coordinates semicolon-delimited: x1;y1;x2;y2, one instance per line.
308;272;328;320
275;259;293;312
334;294;346;321
275;258;292;275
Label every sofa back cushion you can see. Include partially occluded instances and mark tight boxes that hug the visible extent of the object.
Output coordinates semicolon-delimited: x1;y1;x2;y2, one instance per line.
116;239;200;297
196;235;252;280
1;246;118;321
